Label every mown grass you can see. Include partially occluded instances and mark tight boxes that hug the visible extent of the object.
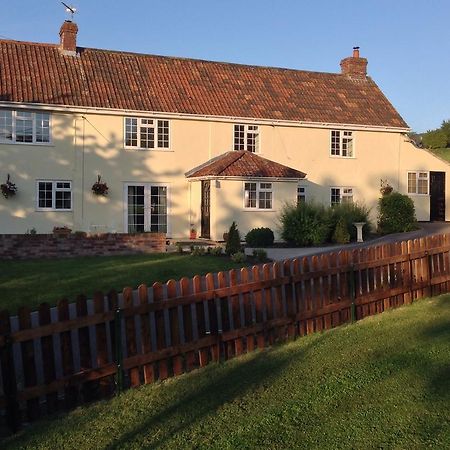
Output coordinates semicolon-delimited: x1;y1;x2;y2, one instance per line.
428;147;450;162
0;254;246;313
3;296;449;449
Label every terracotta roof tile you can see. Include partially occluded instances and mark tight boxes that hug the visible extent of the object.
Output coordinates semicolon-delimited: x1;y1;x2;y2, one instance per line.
186;151;306;179
0;39;408;128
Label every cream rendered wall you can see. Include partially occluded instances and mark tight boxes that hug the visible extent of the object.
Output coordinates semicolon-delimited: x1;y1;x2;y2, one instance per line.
1;107;449;236
211;179;298;241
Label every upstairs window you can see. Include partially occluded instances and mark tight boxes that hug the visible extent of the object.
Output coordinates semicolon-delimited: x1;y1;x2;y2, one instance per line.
331;187;353;205
37;180;72;211
331;130;354;157
244;182;272;209
297;185;307;204
125;117;170;149
0;110;51;144
234;124;259;152
408;171;428;195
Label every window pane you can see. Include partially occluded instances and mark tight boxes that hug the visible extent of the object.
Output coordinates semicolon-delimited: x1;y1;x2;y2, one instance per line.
35;112;50;143
0;110;13;141
127;185;145;232
38;182;53;208
331;188;340;205
418;179;428;194
157;120;169;148
259;191;272;209
234;125;245;151
150;186;168;232
140;119;154;148
125;118;138;147
408;173;417;194
55;190;71;209
331;130;340;156
16;111;33;143
244;182;257;208
297;185;306;204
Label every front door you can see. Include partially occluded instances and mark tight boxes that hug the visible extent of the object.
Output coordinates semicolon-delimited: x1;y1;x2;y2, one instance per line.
430;171;445;221
126;184;168;233
201;180;210;238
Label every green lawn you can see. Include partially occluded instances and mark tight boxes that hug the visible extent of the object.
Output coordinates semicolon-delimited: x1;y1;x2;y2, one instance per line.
0;254;247;313
3;296;449;449
428;147;450;162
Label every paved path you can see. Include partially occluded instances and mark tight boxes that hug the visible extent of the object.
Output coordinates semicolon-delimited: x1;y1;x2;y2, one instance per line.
245;223;450;261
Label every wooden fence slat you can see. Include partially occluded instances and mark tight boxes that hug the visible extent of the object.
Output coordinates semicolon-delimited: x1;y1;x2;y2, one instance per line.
229;269;243;357
0;310;20;432
252;266;265;349
122;287;140;387
180;278;196;371
205;273;220;362
167;280;183;375
137;284;155;384
152;282;168;380
38;303;58;414
18;306;39;421
193;276;209;367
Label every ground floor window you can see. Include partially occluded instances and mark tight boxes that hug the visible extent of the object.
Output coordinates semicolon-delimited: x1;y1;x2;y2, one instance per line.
297;185;307;204
244;182;272;209
407;171;428;195
331;187;353;205
126;184;168;233
36;180;72;211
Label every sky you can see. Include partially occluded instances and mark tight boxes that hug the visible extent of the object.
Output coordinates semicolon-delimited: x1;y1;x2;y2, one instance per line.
0;0;449;132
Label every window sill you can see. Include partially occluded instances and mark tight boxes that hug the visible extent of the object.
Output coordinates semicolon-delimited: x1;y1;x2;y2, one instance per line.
407;193;429;197
36;209;73;212
329;155;356;159
242;208;275;212
0;141;54;147
123;147;174;152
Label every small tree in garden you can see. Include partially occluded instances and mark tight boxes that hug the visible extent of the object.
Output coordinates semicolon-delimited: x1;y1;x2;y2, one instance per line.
225;221;241;255
378;192;417;234
333;217;350;244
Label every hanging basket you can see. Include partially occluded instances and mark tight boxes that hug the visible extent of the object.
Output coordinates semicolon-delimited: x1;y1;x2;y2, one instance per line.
92;175;109;196
1;174;18;199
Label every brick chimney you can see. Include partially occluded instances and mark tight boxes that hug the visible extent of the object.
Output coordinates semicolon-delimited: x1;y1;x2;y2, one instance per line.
59;20;78;55
340;47;368;79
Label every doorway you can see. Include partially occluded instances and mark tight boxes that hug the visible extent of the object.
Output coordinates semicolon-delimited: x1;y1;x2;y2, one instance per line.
430;171;445;221
201;180;210;238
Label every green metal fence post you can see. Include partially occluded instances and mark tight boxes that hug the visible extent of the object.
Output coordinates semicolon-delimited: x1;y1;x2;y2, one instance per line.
349;264;356;322
114;307;124;394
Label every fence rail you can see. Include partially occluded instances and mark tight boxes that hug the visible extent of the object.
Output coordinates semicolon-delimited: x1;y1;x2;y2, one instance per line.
1;234;450;433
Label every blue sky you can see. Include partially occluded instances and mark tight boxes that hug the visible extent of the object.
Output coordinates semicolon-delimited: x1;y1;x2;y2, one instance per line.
1;0;449;132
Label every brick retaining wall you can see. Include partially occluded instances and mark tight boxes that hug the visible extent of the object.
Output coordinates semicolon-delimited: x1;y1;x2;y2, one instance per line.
0;233;166;260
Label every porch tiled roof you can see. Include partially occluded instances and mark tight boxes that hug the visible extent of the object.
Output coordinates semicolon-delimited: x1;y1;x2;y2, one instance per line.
186;151;306;179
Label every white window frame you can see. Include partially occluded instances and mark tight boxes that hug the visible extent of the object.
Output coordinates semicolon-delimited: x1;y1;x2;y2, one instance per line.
234;124;260;153
243;181;273;210
407;171;429;195
123;117;171;150
123;182;171;234
36;180;72;211
297;184;307;204
330;187;354;205
330;130;355;158
0;109;52;145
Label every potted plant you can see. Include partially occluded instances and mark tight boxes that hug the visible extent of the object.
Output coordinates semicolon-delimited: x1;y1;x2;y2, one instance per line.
190;225;197;240
91;175;109;196
53;226;72;236
1;174;18;198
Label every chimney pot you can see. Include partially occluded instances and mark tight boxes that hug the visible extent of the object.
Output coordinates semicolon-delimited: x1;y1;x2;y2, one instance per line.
59;20;78;55
352;46;360;58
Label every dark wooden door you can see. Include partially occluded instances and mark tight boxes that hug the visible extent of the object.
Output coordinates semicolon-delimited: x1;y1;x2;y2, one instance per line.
201;180;210;238
430;171;445;221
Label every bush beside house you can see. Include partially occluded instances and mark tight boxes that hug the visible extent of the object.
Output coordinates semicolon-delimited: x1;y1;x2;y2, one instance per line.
378;192;418;234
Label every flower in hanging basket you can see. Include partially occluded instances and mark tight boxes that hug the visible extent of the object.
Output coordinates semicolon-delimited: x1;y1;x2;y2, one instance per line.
1;174;18;199
380;179;393;196
92;175;109;196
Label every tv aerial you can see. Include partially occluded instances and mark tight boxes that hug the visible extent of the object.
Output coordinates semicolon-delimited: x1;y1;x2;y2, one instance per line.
61;2;77;21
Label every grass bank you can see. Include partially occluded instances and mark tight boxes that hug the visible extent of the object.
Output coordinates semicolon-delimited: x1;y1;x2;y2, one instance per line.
4;295;449;449
0;254;247;313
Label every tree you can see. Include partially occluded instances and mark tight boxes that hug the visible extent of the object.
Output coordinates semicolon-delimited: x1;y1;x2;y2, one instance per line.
422;129;448;149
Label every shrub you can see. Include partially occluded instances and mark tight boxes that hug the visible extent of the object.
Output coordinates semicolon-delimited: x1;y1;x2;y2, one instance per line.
252;248;268;262
328;202;371;241
378;192;418;234
191;246;206;256
332;217;350;244
225;222;241;255
280;202;331;246
210;246;223;256
231;251;246;263
422;129;448;149
245;227;274;247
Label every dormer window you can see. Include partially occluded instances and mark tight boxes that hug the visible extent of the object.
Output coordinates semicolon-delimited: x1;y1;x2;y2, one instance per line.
330;130;354;157
0;109;51;144
234;124;259;152
124;117;170;150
